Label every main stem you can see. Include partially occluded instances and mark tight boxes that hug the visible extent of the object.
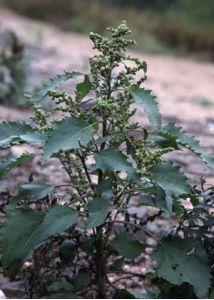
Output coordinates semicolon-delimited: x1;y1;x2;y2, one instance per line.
96;226;106;298
95;66;112;298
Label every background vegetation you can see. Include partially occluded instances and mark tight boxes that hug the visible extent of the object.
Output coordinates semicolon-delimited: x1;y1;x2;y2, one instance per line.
1;0;214;61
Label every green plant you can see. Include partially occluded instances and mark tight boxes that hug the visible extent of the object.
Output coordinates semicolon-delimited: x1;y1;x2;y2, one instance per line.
0;30;28;107
0;22;213;298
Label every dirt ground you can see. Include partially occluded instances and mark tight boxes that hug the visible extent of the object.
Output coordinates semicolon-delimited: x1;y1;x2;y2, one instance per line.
0;8;214;298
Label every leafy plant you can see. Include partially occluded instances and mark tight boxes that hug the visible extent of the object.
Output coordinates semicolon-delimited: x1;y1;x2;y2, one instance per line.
0;22;213;298
0;30;27;106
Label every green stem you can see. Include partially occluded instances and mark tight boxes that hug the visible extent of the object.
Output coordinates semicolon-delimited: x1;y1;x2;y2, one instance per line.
96;226;106;298
78;152;95;191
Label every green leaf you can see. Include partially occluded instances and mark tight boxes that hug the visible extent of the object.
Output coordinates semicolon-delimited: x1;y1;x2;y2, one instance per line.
152;237;211;298
138;187;168;211
112;232;144;259
97;179;114;200
150;162;190;198
11;181;54;205
85;198;114;228
49;280;74;293
91;149;136;180
20;131;47;146
2;205;78;277
131;88;161;129
0;122;34;148
43;116;97;161
150;162;190;213
0;122;46;148
0;153;34;179
59;240;76;263
33;71;82;102
76;75;91;101
72;272;91;291
162;122;214;168
48;280;75;299
114;289;135;299
2;208;44;277
111;257;124;270
149;131;178;149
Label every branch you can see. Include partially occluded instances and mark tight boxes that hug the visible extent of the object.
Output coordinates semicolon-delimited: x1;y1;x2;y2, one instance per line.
77;152;95;191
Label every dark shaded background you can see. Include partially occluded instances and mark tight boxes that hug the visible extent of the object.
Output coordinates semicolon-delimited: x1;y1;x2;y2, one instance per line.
1;0;214;61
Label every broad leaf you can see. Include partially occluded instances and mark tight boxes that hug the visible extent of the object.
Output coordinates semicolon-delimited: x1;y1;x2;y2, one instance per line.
138;186;168;211
20;131;47;146
0;153;34;179
150;162;190;197
85;198;114;228
76;75;91;101
43;116;97;161
131;88;161;129
2;205;78;277
72;272;91;291
33;71;82;102
0;122;33;148
162;122;214;168
152;237;211;298
97;179;114;200
112;232;144;259
149;131;178;149
150;162;190;213
91;149;136;180
59;240;76;263
0;122;46;148
48;280;75;298
11;181;54;205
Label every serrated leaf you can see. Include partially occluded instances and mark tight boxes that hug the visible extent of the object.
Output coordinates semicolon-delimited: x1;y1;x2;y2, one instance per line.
20;131;47;146
85;198;114;228
152;237;211;298
0;122;34;148
162;122;214;168
131;88;161;129
0;122;46;148
0;153;34;179
112;233;144;259
33;71;82;102
150;162;190;198
149;130;178;149
2;205;78;277
76;75;91;101
43;116;97;161
150;162;191;213
11;181;54;205
138;186;168;211
91;149;136;180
